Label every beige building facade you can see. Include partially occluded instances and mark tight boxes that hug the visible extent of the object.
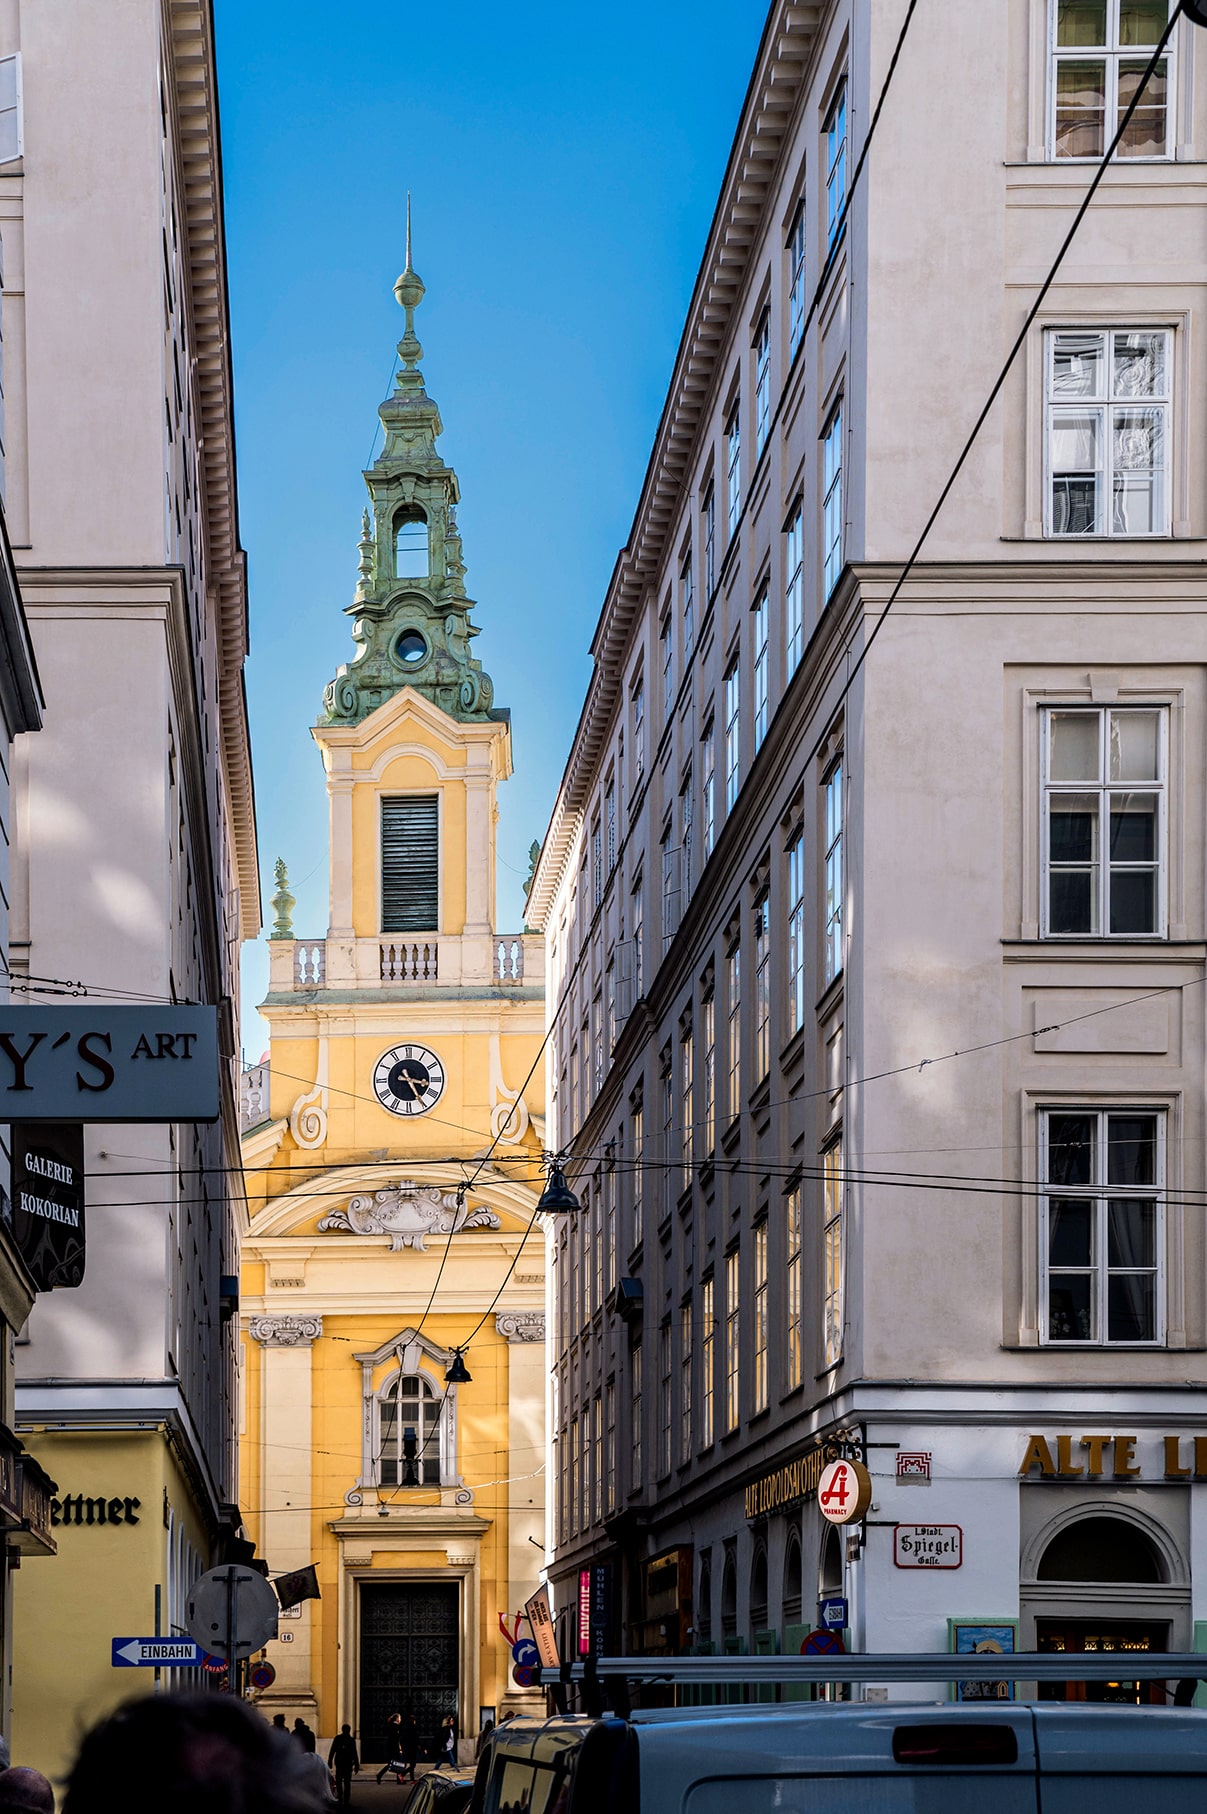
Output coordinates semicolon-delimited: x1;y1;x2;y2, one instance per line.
531;0;1207;1694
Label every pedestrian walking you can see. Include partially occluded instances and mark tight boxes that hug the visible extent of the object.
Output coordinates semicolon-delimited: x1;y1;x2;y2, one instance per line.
293;1718;317;1754
375;1712;403;1785
437;1715;457;1770
475;1718;494;1760
327;1726;359;1806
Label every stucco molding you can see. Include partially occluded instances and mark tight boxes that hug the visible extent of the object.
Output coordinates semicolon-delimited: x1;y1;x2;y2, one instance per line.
247;1314;323;1349
494;1311;545;1345
317;1181;500;1251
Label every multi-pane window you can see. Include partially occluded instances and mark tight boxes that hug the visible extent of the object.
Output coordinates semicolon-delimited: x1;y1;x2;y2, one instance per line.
378;1372;442;1486
1042;706;1165;937
700;1275;715;1449
658;1323;672;1478
787;829;806;1035
631;1099;644;1249
701;721;716;856
753;1221;768;1413
630;1340;642;1488
662;829;677;956
606;781;617;872
785;503;804;675
605;1381;616;1513
661;610;674;721
1045;329;1171;537
823;758;844;984
788;204;807;355
632;678;645;784
593;993;604;1093
702;994;716;1156
681;1030;694;1189
726;946;741;1122
825;82;848;252
822;1136;844;1367
682;554;695;660
1050;0;1172;161
604;1156;617;1294
724;658;741;810
632;875;645;998
680;1302;693;1465
754;314;771;456
570;1415;580;1530
593;1392;603;1522
681;773;693;900
591;820;602;908
605;960;616;1054
754;892;771;1082
661;1057;674;1219
822;403;844;596
1042;1108;1163;1344
753;587;769;750
727;404;741;536
786;1184;803;1390
725;1248;741;1430
703;485;716;597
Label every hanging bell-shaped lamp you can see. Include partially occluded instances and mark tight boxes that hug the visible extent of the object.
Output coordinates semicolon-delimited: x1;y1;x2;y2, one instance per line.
537;1159;582;1215
445;1348;473;1385
1183;2;1207;27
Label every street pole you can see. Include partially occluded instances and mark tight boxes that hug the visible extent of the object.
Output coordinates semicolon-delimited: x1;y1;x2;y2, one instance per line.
224;1566;239;1696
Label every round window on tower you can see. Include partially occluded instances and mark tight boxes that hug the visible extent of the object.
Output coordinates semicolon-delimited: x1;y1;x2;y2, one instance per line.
394;629;428;666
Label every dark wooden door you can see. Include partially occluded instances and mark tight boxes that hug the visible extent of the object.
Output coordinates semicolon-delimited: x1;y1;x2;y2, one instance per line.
360;1582;459;1761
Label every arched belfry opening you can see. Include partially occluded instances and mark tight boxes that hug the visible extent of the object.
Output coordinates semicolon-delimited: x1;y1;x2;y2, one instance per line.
394;506;428;579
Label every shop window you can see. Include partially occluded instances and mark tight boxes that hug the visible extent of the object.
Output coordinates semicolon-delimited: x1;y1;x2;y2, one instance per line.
749;1545;768;1635
783;1534;803;1627
1038;1515;1164;1583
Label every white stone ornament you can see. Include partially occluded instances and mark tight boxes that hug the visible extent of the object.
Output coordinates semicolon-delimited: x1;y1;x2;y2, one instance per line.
317;1179;500;1251
248;1314;323;1348
495;1311;545;1344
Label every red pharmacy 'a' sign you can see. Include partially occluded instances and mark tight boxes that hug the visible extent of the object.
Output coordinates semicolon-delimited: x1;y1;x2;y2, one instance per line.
817;1457;873;1525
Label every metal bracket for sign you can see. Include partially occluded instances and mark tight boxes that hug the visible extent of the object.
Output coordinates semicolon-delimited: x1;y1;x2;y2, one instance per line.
542;1653;1207;1686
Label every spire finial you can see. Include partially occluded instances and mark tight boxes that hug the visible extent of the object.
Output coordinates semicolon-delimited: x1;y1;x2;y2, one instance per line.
405;190;412;272
393;195;425;372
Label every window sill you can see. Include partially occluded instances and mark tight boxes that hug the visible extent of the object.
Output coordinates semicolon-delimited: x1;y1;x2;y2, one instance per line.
815;971;844;1019
721;1116;742;1155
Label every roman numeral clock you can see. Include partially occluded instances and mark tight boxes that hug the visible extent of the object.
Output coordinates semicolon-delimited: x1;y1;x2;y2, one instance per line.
373;1043;446;1118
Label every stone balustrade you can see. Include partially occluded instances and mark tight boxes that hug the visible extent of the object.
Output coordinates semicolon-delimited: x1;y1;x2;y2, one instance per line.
266;933;541;994
240;1063;269;1130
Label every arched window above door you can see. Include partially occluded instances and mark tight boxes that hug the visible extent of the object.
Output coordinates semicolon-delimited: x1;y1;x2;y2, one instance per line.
1038;1515;1164;1583
378;1371;441;1487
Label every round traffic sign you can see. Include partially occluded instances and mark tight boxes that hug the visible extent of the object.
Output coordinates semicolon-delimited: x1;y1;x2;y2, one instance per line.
817;1457;872;1525
512;1662;540;1689
801;1628;845;1657
511;1637;539;1671
185;1565;280;1660
250;1661;277;1691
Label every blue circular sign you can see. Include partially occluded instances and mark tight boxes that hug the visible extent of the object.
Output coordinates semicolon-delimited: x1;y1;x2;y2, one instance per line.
511;1637;539;1670
801;1628;845;1657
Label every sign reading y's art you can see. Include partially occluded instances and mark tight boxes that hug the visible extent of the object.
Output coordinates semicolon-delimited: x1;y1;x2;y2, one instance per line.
10;1122;85;1288
0;1006;219;1121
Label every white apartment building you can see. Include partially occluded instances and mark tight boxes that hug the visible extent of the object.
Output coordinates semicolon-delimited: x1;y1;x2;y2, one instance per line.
529;0;1207;1701
0;0;258;1770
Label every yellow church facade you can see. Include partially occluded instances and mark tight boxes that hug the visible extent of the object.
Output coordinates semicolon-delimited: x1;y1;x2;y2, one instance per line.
239;241;547;1762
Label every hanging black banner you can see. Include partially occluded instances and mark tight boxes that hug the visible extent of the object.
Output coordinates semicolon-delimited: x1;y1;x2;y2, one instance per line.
10;1122;86;1289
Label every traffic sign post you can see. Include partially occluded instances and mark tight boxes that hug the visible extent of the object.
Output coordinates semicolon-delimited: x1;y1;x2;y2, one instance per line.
511;1637;539;1672
512;1662;540;1689
801;1628;845;1658
818;1597;848;1632
185;1565;279;1663
112;1637;214;1668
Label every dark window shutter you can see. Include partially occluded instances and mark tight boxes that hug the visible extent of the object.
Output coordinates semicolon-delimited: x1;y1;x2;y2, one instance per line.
381;795;439;932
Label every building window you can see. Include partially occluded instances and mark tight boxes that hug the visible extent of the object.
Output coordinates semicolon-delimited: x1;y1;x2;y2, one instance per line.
788;203;807;355
754;313;771;456
1041;1108;1163;1344
604;1155;617;1294
592;993;604;1095
570;1415;580;1530
786;1183;803;1390
726;945;741;1123
632;678;645;785
605;1381;616;1513
753;892;771;1083
753;1221;768;1412
785;503;804;675
823;758;843;985
606;960;617;1055
661;609;674;722
682;554;695;661
378;1370;442;1486
724;658;741;810
727;403;741;537
680;1302;693;1465
606;781;617;872
700;1275;715;1449
658;1323;672;1478
593;1392;603;1523
1045;329;1171;538
822;1136;844;1367
0;57;22;165
681;772;693;901
381;794;439;932
701;721;716;857
632;875;644;998
630;1340;642;1489
1050;0;1173;161
681;1029;694;1190
725;1248;741;1431
591;819;602;908
825;82;848;252
753;587;769;750
661;1053;674;1220
661;828;677;956
703;485;716;597
1042;705;1165;937
702;993;716;1156
822;402;844;596
394;506;428;578
787;827;806;1035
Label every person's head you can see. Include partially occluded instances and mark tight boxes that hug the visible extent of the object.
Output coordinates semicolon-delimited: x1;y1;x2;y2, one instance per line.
340;1726;351;1737
293;1720;305;1731
0;1767;55;1814
62;1693;327;1814
272;1718;287;1731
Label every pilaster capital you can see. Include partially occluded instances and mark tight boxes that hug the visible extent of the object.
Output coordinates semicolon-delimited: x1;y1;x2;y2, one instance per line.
248;1313;323;1348
494;1310;545;1345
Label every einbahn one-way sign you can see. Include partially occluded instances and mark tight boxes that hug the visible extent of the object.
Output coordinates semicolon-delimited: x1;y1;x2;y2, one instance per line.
112;1637;211;1668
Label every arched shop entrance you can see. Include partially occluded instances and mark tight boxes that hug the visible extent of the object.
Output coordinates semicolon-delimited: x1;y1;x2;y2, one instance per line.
1020;1506;1189;1703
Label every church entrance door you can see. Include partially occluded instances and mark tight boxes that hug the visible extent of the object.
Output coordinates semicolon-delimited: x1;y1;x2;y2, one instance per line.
359;1581;459;1762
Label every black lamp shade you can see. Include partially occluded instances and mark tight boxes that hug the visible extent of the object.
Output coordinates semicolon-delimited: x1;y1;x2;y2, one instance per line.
537;1162;582;1214
1183;0;1207;24
445;1350;473;1385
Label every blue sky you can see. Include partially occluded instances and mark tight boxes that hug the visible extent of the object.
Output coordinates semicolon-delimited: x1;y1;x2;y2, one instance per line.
215;0;768;1056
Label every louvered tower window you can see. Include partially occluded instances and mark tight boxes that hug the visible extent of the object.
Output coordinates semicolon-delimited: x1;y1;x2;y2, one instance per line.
381;795;439;931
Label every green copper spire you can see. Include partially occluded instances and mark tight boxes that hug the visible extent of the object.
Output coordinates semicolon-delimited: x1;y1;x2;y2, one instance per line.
323;201;498;727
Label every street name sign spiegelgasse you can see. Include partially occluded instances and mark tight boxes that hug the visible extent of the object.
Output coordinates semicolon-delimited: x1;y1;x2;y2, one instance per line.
0;1006;219;1121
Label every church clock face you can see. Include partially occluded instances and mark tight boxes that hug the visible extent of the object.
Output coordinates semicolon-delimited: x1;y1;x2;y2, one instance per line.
373;1043;446;1117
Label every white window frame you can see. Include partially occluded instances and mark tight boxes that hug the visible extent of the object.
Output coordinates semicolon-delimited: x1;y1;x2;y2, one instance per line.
725;1247;741;1431
753;586;769;750
785;1183;803;1389
1047;0;1176;164
701;721;716;856
1043;327;1172;538
700;1275;715;1450
752;1219;769;1413
703;485;716;596
682;553;695;660
825;81;848;252
785;503;804;674
724;657;741;811
1039;1106;1166;1346
823;756;844;985
754;313;771;456
0;56;23;165
727;404;742;537
787;827;806;1035
788;202;807;355
822;401;844;595
822;1134;844;1368
1040;704;1168;938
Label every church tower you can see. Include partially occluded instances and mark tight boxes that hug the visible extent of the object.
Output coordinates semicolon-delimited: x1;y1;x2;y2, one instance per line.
239;229;547;1758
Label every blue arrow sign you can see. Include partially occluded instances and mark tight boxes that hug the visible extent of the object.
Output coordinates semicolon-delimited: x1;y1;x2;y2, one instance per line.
511;1637;539;1670
112;1637;210;1668
819;1596;848;1631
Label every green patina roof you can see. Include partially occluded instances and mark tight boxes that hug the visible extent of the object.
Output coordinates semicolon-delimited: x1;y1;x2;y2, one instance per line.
322;214;500;728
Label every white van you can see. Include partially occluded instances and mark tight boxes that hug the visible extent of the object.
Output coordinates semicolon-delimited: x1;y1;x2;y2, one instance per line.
470;1702;1207;1814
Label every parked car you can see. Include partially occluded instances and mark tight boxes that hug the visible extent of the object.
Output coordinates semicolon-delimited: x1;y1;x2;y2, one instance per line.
402;1770;476;1814
469;1703;1207;1814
